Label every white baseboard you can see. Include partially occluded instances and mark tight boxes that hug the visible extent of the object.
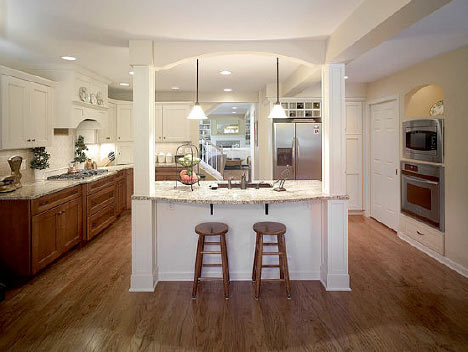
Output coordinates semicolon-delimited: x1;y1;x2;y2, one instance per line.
158;270;321;281
398;232;468;278
349;210;364;216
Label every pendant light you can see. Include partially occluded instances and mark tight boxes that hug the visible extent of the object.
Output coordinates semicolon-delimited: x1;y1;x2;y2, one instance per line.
268;57;287;119
187;59;207;120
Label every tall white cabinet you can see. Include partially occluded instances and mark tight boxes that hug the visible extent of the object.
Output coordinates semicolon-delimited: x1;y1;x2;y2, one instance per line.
0;67;55;150
345;101;364;212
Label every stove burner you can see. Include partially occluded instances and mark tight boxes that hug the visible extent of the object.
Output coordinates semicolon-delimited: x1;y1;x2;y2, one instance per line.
47;169;108;180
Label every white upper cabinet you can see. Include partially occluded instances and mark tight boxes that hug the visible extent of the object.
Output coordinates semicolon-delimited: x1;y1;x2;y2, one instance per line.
116;103;133;142
156;103;191;142
345;101;363;211
99;101;116;143
0;67;54;150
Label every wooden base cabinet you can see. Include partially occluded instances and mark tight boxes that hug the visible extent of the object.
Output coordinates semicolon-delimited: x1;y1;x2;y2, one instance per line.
155;167;178;181
32;197;82;274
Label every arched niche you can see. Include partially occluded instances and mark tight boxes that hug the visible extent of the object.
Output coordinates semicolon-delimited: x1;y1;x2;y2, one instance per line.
404;84;444;118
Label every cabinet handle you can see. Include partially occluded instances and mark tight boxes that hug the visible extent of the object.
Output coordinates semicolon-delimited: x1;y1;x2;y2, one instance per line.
118;137;121;139
106;137;110;139
416;231;424;236
32;139;36;142
27;139;31;142
163;137;166;139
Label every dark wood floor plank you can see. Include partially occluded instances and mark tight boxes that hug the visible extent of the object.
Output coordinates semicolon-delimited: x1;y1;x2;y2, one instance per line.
0;214;467;351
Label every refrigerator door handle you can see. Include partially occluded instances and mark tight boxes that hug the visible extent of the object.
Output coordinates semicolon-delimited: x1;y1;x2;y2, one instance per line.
291;136;296;173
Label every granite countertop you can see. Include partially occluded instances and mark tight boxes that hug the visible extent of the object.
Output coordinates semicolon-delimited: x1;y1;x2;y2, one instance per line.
0;164;134;200
133;180;348;204
155;162;178;168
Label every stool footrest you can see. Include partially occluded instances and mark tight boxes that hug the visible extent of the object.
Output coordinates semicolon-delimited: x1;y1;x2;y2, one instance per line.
261;279;285;282
263;243;278;246
201;251;221;254
204;242;221;245
262;252;282;255
202;264;222;267
262;264;280;268
198;277;223;281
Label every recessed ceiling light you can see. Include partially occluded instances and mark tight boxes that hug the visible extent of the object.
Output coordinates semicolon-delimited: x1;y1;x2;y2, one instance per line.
220;70;232;75
171;86;180;90
224;88;232;92
119;82;130;86
61;56;76;61
232;107;237;109
129;71;134;75
232;111;236;114
344;76;349;80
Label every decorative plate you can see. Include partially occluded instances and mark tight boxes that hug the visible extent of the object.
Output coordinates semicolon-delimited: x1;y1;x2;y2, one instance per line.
79;87;89;103
430;100;444;116
96;92;104;105
90;93;97;105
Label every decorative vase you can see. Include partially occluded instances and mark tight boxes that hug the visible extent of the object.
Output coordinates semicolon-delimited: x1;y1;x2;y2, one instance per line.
34;169;46;182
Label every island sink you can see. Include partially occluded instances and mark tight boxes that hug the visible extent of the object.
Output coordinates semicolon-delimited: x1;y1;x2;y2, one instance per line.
216;182;273;189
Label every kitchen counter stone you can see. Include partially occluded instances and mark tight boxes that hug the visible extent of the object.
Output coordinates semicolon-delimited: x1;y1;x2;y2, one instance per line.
0;164;134;200
133;180;348;204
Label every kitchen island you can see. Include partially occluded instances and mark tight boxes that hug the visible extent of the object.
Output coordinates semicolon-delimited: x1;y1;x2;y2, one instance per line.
131;180;350;291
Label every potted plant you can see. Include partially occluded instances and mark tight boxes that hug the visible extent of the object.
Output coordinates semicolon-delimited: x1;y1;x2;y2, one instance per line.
74;135;88;170
30;147;50;181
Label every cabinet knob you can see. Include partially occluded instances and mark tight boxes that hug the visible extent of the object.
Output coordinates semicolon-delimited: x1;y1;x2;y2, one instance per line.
118;137;121;139
32;139;36;142
106;137;110;140
163;137;166;139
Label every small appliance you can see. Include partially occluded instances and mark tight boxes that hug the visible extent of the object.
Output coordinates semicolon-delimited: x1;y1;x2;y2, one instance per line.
402;119;443;163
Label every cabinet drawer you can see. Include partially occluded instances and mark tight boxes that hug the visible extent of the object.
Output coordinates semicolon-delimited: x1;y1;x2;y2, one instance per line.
115;170;125;182
32;185;82;215
87;185;116;216
155;167;178;176
401;214;444;254
85;175;115;195
87;204;116;240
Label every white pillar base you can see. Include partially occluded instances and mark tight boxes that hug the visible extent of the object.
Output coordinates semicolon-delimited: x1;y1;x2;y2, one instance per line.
320;199;351;291
130;199;158;292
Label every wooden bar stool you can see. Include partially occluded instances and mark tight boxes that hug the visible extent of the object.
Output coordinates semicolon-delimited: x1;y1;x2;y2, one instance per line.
192;222;230;299
252;221;291;299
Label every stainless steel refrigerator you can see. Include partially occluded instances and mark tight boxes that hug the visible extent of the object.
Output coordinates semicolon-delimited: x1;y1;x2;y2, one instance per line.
273;122;322;180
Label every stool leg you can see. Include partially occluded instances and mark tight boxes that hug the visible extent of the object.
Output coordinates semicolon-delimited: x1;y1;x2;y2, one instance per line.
220;233;230;299
277;234;284;280
279;234;291;298
252;232;259;282
192;236;204;298
255;234;263;299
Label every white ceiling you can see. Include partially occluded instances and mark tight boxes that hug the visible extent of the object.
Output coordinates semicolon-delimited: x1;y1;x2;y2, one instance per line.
155;55;301;93
346;0;468;83
209;103;253;116
0;0;361;90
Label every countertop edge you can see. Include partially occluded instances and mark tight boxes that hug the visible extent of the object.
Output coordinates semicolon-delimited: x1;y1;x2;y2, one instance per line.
131;195;348;204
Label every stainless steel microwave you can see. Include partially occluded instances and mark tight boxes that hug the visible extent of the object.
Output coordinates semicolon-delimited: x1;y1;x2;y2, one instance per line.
402;119;443;163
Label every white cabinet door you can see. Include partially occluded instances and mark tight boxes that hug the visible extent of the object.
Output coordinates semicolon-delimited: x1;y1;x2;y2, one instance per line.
345;102;363;211
116;104;133;142
29;82;51;147
161;104;190;142
155;104;163;142
99;102;116;143
116;143;133;164
1;75;30;149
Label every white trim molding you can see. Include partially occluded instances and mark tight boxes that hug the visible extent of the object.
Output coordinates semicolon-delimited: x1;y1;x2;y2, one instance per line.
398;232;468;279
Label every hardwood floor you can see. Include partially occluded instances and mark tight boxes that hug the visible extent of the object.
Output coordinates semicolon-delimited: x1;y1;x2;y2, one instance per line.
1;214;467;351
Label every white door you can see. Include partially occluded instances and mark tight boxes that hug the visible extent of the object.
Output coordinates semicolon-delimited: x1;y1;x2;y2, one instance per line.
155;104;163;142
99;102;116;143
161;104;190;142
116;104;133;142
29;82;50;147
1;75;30;149
345;102;363;211
370;100;399;230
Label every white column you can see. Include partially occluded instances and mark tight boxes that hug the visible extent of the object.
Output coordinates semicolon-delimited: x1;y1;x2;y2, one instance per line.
320;64;350;291
320;199;350;291
129;40;157;292
321;64;346;195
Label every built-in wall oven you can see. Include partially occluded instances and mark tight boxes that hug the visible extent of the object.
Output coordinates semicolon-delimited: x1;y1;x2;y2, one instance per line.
402;119;443;163
401;161;444;231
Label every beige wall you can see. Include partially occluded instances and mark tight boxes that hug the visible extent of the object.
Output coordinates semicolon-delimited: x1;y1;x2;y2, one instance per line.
367;45;468;269
405;84;444;118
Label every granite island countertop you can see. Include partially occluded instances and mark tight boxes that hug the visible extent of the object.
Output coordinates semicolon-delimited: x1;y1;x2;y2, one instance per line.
0;164;134;200
132;180;348;204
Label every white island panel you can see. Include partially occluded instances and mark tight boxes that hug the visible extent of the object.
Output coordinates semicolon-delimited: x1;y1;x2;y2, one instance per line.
156;200;322;281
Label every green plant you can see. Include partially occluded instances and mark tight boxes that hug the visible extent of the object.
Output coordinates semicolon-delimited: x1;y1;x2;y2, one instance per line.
74;135;88;163
30;147;50;170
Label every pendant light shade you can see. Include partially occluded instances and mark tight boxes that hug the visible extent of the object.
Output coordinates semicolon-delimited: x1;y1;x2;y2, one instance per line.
268;57;287;119
187;59;207;120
